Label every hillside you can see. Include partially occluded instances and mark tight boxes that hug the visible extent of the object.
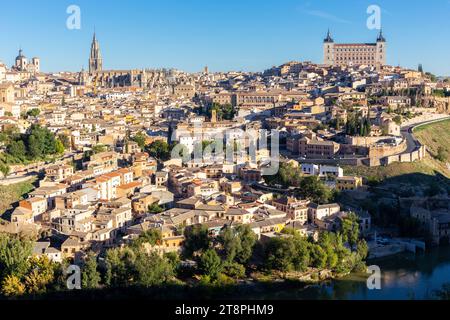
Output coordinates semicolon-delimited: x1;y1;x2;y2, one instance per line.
0;177;37;219
414;119;450;165
344;119;450;189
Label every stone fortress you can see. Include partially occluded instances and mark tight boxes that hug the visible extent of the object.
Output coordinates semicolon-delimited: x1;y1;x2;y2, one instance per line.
323;29;386;68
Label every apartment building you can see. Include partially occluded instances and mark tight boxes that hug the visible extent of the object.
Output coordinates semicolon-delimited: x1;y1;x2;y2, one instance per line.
336;176;363;191
45;164;74;182
308;203;341;224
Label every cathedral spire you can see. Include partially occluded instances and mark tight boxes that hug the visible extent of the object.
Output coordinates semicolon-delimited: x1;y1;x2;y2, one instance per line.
89;31;103;73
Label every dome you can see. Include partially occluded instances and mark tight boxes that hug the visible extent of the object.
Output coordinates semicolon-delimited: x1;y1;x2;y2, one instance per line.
16;49;26;60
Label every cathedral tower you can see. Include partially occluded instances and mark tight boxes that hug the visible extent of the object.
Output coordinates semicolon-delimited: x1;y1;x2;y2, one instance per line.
89;32;103;73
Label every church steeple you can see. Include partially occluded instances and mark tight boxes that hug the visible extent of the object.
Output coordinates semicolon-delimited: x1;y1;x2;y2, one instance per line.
89;31;103;73
324;29;334;43
377;28;386;42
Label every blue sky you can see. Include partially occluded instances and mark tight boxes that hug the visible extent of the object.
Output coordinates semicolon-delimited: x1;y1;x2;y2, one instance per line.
1;0;450;75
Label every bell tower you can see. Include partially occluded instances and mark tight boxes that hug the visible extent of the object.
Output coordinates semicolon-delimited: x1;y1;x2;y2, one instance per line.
89;32;103;73
376;29;386;67
323;29;335;66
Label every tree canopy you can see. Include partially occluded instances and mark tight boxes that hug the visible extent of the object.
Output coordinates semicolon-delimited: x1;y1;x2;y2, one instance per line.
4;125;64;163
147;140;171;161
131;132;147;150
219;225;257;264
207;103;236;121
183;225;211;259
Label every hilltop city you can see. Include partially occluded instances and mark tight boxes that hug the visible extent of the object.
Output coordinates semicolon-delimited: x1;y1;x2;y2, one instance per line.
0;29;449;298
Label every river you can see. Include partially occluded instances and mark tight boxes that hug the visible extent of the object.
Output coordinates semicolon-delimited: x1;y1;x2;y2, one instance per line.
252;247;450;300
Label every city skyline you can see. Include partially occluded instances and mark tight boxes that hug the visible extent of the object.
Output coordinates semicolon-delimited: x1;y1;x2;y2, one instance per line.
1;1;450;306
1;0;450;74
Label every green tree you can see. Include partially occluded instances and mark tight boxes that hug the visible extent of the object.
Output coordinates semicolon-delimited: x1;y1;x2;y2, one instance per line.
264;234;312;273
264;237;297;273
27;125;58;156
148;203;164;214
356;240;369;260
134;229;163;247
104;247;136;287
222;262;246;279
207;103;236;121
218;225;257;264
131;132;147;150
309;244;328;269
0;234;33;281
55;139;65;155
0;126;20;145
82;253;101;289
341;212;360;247
57;134;71;150
51;260;71;292
164;252;181;274
183;225;210;258
318;232;339;269
26;109;41;118
147;140;171;161
219;227;240;263
0;163;10;177
23;256;55;295
1;274;26;297
91;144;108;154
296;176;332;204
291;237;311;272
133;250;174;287
7;140;27;160
27;135;42;159
199;249;222;279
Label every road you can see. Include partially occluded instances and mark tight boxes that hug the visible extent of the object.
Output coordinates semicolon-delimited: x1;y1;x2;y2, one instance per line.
0;173;37;186
1;151;80;181
280;115;450;165
400;116;450;154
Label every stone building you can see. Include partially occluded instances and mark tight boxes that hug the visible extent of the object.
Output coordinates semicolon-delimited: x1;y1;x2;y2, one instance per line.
323;29;386;68
13;49;40;73
80;32;173;89
89;33;103;73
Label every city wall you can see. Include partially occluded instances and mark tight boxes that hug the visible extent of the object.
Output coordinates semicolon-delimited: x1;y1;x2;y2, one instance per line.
368;140;407;158
380;145;427;166
345;135;394;147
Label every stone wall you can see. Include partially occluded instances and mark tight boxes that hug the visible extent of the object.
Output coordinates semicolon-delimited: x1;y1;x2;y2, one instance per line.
380;145;427;166
368;139;407;159
345;135;394;147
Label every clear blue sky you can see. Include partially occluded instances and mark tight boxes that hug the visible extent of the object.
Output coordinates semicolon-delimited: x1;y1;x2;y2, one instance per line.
1;0;449;75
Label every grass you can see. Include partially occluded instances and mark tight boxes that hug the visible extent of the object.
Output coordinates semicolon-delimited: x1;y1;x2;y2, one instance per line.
414;119;450;164
344;159;449;183
0;177;37;218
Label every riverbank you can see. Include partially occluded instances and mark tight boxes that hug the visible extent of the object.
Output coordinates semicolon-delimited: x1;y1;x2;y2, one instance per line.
4;247;449;300
296;246;450;300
